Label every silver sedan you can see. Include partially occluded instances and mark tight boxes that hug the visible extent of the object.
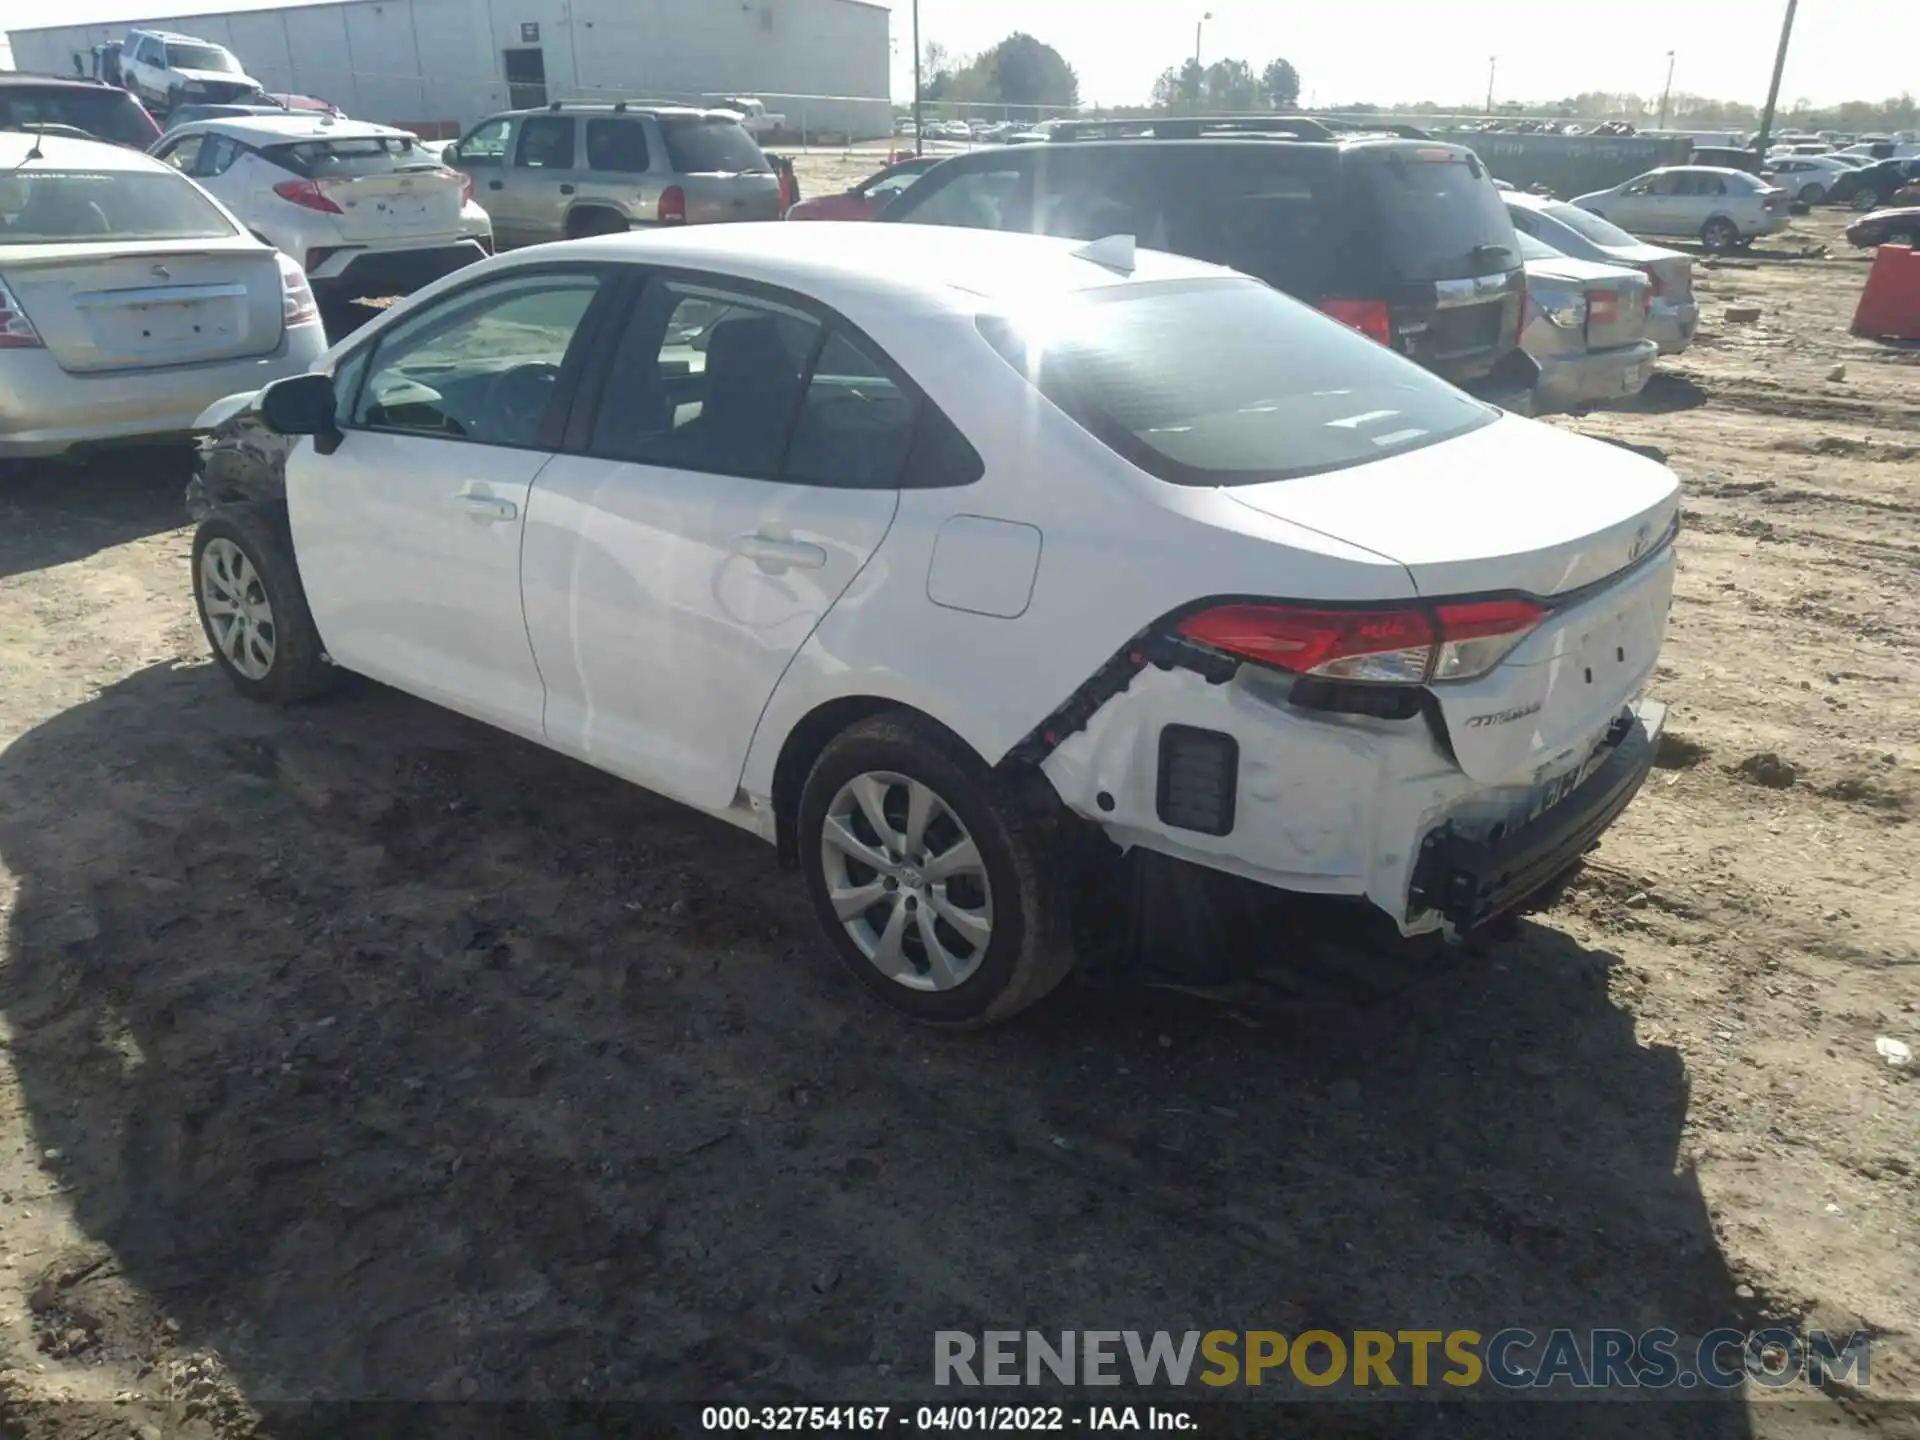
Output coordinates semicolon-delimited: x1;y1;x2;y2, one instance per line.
1516;230;1657;416
1505;191;1700;355
0;133;327;458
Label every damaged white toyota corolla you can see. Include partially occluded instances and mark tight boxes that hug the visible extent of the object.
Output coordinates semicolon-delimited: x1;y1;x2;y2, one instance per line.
187;222;1675;1026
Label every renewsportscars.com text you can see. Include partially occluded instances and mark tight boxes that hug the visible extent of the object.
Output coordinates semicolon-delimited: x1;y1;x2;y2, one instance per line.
934;1328;1871;1392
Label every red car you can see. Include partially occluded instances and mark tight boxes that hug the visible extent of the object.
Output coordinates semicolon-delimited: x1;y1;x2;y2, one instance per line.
785;155;944;221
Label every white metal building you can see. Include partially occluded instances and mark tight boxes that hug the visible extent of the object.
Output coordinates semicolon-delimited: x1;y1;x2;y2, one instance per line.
7;0;893;140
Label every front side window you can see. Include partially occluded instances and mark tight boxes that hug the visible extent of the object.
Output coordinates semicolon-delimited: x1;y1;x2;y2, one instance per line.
0;169;236;242
514;116;574;169
589;279;819;479
978;277;1494;487
351;271;603;448
457;117;510;167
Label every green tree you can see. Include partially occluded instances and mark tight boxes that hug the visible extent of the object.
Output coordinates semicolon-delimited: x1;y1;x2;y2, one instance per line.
1204;57;1262;111
984;32;1080;108
1262;58;1301;109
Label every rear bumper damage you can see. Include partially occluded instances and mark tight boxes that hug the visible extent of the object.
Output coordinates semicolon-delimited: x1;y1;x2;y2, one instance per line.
305;240;489;298
1531;338;1658;414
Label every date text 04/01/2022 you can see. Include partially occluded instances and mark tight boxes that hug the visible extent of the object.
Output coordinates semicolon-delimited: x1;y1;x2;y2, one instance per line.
700;1405;1198;1431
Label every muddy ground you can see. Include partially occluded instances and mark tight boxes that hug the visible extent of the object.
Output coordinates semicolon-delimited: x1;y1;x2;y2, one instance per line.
0;199;1914;1438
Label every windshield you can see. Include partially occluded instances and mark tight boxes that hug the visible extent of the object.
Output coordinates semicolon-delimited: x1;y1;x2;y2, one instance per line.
977;278;1495;487
165;43;240;72
1539;201;1639;248
262;136;436;178
0;87;160;148
0;169;237;242
660;118;768;174
1352;150;1518;281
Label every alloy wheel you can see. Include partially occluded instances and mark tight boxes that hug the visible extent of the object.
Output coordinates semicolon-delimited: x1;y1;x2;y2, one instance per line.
199;537;277;680
818;771;993;992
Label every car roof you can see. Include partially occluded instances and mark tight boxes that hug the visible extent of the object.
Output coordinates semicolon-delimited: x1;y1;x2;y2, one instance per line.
0;130;169;170
132;29;217;42
169;115;409;142
492;102;733;121
0;72;121;90
1659;165;1758;177
502;222;1235;315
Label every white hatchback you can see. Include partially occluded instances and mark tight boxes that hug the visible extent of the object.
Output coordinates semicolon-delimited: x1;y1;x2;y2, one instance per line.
186;224;1677;1026
152;115;493;302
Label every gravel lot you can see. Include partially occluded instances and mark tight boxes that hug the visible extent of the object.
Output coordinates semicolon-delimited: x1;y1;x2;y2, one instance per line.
0;197;1914;1438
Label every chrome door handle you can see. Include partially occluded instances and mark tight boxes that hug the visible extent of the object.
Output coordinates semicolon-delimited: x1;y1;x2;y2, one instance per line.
449;491;518;522
732;533;827;572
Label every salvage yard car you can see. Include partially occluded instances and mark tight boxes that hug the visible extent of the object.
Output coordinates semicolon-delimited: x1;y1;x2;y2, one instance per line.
1502;193;1698;355
184;224;1675;1027
120;29;265;111
1573;166;1789;252
1514;230;1655;414
152;115;493;302
784;155;944;221
0;71;161;149
0;132;325;456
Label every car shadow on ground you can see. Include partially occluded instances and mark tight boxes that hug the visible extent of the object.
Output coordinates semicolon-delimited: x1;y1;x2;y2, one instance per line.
1614;372;1712;416
0;447;194;581
0;663;1758;1437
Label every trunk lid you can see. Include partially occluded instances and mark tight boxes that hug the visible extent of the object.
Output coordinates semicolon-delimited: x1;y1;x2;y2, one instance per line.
2;242;283;374
1223;416;1680;782
317;170;465;242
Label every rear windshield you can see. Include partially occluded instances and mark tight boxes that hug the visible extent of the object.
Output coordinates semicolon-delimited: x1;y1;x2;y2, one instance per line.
977;277;1494;487
165;43;240;72
1539;201;1638;248
1351;151;1519;281
660;118;768;174
263;136;438;178
0;170;237;242
0;87;159;148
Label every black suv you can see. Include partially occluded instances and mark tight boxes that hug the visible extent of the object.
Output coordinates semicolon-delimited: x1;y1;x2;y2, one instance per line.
877;117;1536;406
0;73;162;149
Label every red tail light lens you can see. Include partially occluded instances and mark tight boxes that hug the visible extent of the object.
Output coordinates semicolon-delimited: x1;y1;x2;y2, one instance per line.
275;253;320;328
0;276;44;349
1317;297;1393;346
441;167;473;205
1586;289;1621;326
1178;597;1546;684
273;178;343;214
658;185;687;224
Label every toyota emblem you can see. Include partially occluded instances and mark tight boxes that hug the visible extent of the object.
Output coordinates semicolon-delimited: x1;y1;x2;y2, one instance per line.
151;263;171;280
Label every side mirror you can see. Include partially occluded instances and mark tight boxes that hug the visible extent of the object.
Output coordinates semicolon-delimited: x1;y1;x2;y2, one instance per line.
441;142;461;165
259;372;341;452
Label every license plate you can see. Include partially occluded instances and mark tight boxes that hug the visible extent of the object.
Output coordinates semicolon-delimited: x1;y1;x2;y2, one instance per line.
1528;745;1606;822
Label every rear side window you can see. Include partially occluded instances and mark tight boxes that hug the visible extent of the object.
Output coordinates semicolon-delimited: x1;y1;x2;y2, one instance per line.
660;119;767;175
0;87;159;148
586;118;651;173
1350;150;1519;281
785;332;920;489
262;136;437;178
0;169;237;242
977;277;1493;487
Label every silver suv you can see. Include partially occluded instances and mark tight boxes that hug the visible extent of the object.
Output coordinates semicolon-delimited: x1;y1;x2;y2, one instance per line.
445;101;780;248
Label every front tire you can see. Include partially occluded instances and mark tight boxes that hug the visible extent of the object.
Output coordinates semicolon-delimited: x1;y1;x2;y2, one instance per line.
797;712;1076;1027
191;503;333;704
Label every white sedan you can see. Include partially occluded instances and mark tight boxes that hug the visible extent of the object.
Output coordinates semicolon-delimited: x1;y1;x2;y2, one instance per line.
0;132;326;457
151;114;493;302
187;224;1677;1026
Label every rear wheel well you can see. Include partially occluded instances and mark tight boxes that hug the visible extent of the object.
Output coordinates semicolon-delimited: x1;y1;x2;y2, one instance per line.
565;205;629;239
772;698;997;868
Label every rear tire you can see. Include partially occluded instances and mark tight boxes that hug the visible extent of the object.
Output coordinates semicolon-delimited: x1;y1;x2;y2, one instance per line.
191;503;334;704
1798;182;1825;205
796;712;1076;1027
1700;217;1740;252
1853;188;1883;212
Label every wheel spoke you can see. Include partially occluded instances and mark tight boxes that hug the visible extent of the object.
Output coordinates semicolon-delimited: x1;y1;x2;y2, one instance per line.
849;774;901;852
822;815;893;875
930;887;992;947
217;615;247;664
829;877;889;921
915;908;965;989
203;592;241;619
904;779;938;853
867;896;913;979
924;834;981;883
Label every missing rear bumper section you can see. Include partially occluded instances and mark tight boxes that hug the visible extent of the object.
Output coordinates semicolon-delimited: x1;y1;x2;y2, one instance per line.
1409;700;1664;931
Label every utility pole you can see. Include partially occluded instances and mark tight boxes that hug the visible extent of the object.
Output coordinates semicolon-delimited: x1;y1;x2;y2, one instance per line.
911;0;922;156
1657;50;1675;130
1485;55;1497;115
1193;11;1211;112
1754;0;1798;157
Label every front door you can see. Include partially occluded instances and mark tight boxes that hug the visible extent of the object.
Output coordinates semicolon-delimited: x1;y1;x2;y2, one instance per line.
521;275;908;809
494;112;578;246
287;266;615;739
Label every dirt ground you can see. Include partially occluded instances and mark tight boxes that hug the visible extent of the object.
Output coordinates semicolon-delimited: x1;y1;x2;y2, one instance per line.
0;198;1915;1438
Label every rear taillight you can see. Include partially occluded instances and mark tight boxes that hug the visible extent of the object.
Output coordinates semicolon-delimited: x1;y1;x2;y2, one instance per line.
0;275;43;349
442;167;473;205
1317;297;1393;346
658;185;687;224
1177;597;1545;685
1586;289;1621;327
273;178;343;214
276;253;320;327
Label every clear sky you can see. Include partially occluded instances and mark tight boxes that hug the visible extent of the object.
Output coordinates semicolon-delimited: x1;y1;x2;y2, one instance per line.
0;0;1908;111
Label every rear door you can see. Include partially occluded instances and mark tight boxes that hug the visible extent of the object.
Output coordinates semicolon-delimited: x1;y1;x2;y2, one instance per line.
521;274;906;808
578;115;656;222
